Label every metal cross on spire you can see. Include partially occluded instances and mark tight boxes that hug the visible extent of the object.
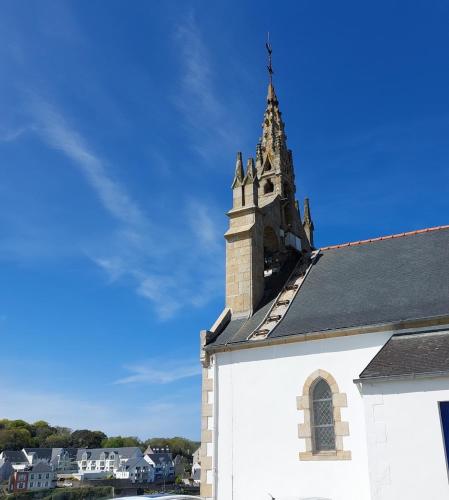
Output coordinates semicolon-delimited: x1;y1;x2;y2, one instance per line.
266;32;274;84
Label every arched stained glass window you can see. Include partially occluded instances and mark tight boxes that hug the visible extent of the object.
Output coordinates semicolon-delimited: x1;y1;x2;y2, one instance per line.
311;378;336;452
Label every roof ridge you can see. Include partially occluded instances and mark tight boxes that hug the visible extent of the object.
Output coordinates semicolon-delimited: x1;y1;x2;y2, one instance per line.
320;224;449;251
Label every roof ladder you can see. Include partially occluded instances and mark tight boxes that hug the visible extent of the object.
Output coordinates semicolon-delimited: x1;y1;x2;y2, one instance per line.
248;250;320;341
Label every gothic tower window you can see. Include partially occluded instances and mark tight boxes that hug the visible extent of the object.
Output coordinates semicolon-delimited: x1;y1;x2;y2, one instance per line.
264;179;274;194
263;226;279;275
311;378;336;452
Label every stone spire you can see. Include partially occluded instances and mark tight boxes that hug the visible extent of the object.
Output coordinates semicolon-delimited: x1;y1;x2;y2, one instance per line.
244;157;257;182
232;152;244;187
243;157;259;207
260;83;287;157
231;152;245;209
303;198;314;248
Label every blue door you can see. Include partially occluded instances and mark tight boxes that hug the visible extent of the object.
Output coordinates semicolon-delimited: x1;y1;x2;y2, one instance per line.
440;402;449;464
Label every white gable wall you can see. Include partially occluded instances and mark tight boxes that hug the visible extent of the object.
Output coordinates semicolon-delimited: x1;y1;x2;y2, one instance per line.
214;331;391;500
361;376;449;500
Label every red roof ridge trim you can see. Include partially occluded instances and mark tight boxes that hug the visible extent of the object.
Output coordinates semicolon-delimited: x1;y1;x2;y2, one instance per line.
320;225;449;251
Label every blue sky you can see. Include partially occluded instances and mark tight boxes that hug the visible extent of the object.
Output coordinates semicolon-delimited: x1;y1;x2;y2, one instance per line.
0;1;448;440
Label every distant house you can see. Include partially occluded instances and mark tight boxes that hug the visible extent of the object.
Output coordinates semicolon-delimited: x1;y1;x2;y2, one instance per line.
0;450;28;470
0;458;14;481
50;448;78;472
173;454;189;478
8;462;56;492
191;447;201;486
192;465;201;486
0;448;78;473
8;469;29;492
76;447;143;478
144;451;174;482
115;456;154;483
27;463;56;490
22;448;78;472
22;448;52;465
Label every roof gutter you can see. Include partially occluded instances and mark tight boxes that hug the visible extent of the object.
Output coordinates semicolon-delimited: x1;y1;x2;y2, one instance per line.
354;369;449;384
204;314;449;355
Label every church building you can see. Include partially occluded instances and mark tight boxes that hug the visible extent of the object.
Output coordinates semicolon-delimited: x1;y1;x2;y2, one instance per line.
198;73;449;500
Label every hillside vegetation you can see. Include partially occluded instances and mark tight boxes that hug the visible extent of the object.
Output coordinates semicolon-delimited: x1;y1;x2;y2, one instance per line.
0;419;199;458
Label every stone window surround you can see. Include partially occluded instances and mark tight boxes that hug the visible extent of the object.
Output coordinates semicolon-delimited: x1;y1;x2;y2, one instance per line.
297;369;351;461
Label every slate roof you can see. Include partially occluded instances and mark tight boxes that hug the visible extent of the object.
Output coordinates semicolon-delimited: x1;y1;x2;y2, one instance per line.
51;448;78;461
76;447;142;461
207;226;449;349
24;448;52;461
31;462;53;473
146;453;173;465
359;330;449;379
1;450;27;463
121;456;149;470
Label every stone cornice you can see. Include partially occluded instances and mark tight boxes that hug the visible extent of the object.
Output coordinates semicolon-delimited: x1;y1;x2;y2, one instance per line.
204;314;449;354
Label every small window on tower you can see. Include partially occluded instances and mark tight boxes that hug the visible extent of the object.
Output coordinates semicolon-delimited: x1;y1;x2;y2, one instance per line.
264;179;274;194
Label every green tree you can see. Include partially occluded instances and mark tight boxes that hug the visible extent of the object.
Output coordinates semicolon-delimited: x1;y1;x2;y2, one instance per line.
101;436;141;448
8;420;30;429
71;430;106;448
44;433;72;448
101;436;124;448
0;427;32;450
122;436;141;447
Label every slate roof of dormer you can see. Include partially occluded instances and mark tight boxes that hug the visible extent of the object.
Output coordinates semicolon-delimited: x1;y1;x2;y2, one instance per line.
206;226;449;349
0;450;27;463
31;462;53;472
24;448;52;461
359;329;449;380
76;447;142;461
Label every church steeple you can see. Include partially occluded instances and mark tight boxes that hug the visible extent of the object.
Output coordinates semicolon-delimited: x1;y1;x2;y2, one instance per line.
224;42;313;318
260;82;287;157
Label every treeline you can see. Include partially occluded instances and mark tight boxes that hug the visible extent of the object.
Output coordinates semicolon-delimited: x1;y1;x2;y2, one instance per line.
0;419;199;458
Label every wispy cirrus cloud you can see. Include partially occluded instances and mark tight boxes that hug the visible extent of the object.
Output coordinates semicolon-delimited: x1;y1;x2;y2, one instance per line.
25;96;224;320
173;14;242;159
30;97;145;228
0;126;29;142
114;359;201;385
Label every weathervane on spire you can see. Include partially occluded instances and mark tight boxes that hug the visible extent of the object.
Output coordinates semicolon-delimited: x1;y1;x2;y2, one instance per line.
266;32;274;84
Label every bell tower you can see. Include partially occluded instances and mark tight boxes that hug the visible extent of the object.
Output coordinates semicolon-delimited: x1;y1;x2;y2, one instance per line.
224;45;313;318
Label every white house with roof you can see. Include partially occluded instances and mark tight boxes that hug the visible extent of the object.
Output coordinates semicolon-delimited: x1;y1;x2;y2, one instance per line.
76;447;143;478
115;456;154;483
22;448;77;472
0;450;29;470
191;447;201;486
144;452;175;482
0;448;78;473
8;462;56;493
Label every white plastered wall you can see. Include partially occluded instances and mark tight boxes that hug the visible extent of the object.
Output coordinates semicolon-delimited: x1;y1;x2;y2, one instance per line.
361;375;449;500
214;331;391;500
